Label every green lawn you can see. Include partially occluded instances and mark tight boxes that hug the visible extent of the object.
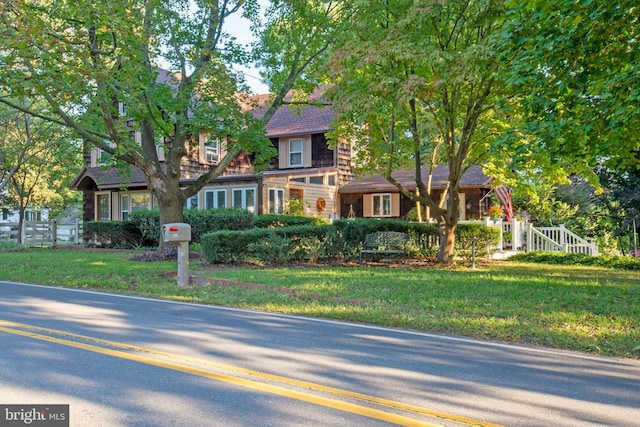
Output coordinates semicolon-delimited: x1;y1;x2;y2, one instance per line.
1;248;639;359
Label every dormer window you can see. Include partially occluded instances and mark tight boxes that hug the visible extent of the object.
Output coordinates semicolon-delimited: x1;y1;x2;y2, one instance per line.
289;138;303;167
205;138;219;163
278;136;312;169
199;133;226;164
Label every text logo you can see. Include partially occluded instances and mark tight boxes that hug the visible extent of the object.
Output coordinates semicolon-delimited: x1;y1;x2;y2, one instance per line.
1;405;68;427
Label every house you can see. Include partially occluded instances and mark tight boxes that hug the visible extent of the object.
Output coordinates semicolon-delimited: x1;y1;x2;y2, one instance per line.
70;75;491;230
70;88;353;227
338;165;493;221
0;206;50;223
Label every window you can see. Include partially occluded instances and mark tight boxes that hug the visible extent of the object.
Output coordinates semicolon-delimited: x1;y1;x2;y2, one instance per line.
185;193;199;210
268;188;285;214
372;194;391;217
205;189;227;209
309;176;323;185
205;137;219;163
327;174;336;186
279;136;311;169
232;187;256;213
2;209;9;221
97;194;110;221
118;102;127;116
289;139;303;167
289;177;306;183
199;133;226;164
24;210;41;221
121;193;151;220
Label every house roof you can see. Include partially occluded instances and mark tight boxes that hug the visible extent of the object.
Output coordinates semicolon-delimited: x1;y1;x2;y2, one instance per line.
70;167;150;191
250;87;334;138
339;165;492;194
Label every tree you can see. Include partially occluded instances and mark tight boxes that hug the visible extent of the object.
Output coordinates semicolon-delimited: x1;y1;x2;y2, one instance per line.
326;0;508;263
0;0;347;243
0;98;79;241
0;100;63;194
500;0;639;176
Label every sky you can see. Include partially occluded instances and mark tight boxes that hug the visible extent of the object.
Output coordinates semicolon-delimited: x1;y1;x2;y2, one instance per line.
222;3;270;94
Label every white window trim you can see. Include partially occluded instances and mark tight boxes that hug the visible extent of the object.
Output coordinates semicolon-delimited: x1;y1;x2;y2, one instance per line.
199;133;227;164
205;138;219;163
204;189;227;209
288;138;303;167
372;193;392;217
279;136;311;169
232;187;256;213
185;193;200;210
268;188;285;214
120;191;153;220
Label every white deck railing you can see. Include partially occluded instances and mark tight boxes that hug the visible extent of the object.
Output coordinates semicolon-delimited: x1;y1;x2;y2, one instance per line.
525;223;597;256
460;219;597;256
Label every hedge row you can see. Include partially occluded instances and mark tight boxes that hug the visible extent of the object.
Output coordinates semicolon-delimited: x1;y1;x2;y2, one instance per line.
201;218;501;264
86;209;293;247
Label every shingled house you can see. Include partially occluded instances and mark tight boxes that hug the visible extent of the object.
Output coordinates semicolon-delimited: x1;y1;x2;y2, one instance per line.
339;165;493;221
70;88;354;225
70;80;492;227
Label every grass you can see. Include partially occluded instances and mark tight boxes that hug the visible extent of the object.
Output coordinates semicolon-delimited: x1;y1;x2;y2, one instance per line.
1;248;639;359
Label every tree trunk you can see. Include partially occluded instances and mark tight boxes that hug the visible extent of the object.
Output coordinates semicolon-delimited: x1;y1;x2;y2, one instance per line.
437;190;460;264
150;178;187;248
437;220;457;264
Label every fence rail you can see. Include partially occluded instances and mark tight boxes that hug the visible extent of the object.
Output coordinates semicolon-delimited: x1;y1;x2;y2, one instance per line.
0;219;82;247
526;223;597;256
461;219;596;256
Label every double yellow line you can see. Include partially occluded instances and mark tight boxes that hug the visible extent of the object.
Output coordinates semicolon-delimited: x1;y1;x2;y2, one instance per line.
0;319;503;427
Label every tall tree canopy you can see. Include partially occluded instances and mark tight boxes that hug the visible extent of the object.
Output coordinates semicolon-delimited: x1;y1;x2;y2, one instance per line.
0;0;346;234
327;0;508;262
500;0;639;174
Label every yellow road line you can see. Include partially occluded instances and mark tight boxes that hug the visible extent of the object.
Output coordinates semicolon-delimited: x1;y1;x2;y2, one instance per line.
0;319;503;427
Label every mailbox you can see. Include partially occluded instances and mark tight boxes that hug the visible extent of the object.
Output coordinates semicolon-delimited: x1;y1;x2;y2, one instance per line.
162;223;191;288
163;223;191;243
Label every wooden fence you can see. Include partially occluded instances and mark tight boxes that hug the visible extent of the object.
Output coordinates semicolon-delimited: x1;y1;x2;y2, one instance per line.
0;219;82;247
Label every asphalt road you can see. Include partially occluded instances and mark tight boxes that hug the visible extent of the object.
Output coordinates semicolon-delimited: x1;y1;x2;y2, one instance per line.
1;280;639;426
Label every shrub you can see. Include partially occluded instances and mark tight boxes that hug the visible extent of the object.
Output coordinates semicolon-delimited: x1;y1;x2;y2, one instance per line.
247;233;295;265
455;223;502;259
201;228;273;263
202;225;332;264
128;209;256;246
84;221;145;248
0;240;26;252
253;214;326;229
185;209;254;239
333;218;442;258
511;251;640;270
129;210;161;245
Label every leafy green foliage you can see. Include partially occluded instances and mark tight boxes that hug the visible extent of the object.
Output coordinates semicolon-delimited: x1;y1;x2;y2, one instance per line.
326;0;508;263
500;0;639;173
247;234;295;265
202;229;272;264
253;214;325;229
84;221;147;248
455;224;501;260
0;240;26;252
511;251;640;271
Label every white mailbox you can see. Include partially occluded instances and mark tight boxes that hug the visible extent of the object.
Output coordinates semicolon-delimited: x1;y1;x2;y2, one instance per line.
163;223;191;243
162;223;191;288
